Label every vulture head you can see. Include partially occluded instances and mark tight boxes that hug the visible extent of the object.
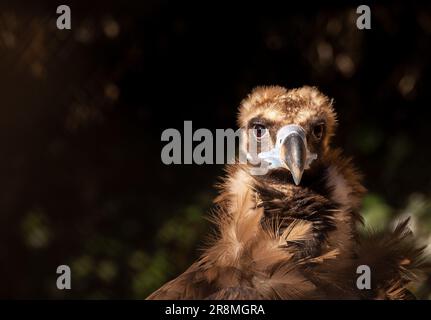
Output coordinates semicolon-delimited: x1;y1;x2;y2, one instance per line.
239;86;337;185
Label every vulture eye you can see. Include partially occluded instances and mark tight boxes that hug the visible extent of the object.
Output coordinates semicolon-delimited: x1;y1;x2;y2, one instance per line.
312;123;324;140
252;124;268;140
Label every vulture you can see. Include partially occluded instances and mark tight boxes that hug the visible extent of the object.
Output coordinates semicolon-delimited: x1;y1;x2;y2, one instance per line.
148;86;429;300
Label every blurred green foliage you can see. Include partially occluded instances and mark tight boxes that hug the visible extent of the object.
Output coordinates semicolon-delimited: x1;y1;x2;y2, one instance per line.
61;192;211;298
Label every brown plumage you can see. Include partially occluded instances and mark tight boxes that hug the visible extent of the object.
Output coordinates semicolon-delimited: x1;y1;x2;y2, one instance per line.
147;86;429;300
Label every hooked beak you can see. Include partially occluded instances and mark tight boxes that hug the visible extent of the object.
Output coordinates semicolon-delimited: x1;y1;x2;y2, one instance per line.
280;129;307;185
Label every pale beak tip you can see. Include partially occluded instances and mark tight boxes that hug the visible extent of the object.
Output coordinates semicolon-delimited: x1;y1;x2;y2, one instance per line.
291;169;303;185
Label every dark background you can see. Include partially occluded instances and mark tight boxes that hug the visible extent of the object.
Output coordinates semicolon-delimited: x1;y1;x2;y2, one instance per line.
0;0;430;298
